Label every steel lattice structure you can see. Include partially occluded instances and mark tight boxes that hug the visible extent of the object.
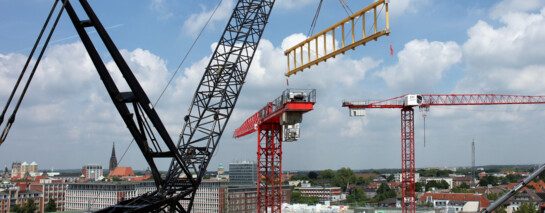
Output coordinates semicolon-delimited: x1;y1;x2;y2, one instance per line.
343;94;545;213
56;0;276;211
234;89;316;212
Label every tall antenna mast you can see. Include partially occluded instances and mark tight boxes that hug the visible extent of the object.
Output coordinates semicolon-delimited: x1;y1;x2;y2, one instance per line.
472;138;476;186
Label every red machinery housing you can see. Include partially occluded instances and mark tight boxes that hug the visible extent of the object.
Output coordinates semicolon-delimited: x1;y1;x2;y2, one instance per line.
234;89;315;212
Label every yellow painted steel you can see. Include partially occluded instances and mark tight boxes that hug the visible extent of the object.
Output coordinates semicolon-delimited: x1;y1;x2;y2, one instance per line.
284;0;390;77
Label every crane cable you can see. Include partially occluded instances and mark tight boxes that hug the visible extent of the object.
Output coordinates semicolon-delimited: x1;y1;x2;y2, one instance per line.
307;0;323;37
118;0;224;165
0;0;67;146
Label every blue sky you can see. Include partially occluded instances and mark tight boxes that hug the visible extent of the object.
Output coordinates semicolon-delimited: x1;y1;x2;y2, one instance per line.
1;0;545;172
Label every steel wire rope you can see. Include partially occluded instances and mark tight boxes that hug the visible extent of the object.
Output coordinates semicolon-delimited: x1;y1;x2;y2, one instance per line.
0;1;67;145
118;0;224;165
307;0;323;37
0;1;59;129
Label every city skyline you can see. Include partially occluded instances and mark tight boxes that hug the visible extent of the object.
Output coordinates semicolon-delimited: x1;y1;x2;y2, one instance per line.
1;0;545;171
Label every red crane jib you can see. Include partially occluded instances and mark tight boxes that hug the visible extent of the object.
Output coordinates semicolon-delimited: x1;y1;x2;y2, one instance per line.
343;94;545;109
233;102;314;138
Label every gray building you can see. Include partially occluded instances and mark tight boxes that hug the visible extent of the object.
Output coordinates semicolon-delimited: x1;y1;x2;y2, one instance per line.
229;161;257;186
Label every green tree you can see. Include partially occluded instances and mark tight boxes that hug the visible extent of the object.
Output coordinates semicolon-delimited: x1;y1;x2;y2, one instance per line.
25;198;37;213
346;188;368;204
374;183;396;201
387;174;394;182
331;168;357;191
479;175;498;186
460;182;470;189
291;190;320;205
514;202;537;213
45;199;57;212
318;169;336;180
308;171;318;179
495;206;507;213
415;182;425;192
9;205;22;213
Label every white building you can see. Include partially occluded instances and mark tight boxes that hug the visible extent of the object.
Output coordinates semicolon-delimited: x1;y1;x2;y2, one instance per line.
65;181;154;211
394;173;420;183
82;164;103;181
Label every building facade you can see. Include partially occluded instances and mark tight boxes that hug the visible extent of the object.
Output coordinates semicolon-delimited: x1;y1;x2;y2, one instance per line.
295;187;344;203
229;162;257;186
30;182;68;212
82;164;103;181
180;179;228;213
227;186;291;213
0;189;43;213
65;181;154;211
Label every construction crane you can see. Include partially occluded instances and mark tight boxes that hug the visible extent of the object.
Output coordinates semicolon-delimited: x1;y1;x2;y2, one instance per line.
234;89;316;212
0;0;275;212
342;94;545;213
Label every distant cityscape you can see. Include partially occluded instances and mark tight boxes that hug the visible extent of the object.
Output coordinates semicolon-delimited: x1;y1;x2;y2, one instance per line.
1;143;544;212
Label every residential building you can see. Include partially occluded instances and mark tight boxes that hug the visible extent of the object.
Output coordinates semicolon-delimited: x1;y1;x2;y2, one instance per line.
30;182;68;212
82;164;103;181
288;180;310;187
180;179;228;212
419;192;491;212
65;181;154;211
0;189;43;213
227;186;291;213
452;176;473;187
504;189;544;213
295;187;345;203
229;161;257;186
394;173;420;183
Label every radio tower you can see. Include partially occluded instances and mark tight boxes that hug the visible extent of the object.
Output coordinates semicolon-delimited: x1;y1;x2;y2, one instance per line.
472;138;476;186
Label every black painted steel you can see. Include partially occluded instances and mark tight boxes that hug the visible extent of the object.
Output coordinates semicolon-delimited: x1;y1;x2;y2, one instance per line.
61;0;275;211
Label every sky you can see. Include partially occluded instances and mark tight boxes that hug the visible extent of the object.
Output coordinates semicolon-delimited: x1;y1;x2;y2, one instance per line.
1;0;545;172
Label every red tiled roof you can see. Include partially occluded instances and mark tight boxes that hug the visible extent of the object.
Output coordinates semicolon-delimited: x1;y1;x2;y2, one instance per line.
419;193;491;208
507;180;545;193
109;167;135;177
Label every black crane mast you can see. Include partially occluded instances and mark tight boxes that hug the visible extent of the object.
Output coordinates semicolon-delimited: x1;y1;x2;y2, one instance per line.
52;0;275;212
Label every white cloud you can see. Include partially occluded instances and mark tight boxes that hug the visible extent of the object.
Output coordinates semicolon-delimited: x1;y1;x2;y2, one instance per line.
150;0;174;20
388;0;428;17
275;0;314;9
377;39;462;93
489;0;545;20
182;0;234;36
458;6;545;94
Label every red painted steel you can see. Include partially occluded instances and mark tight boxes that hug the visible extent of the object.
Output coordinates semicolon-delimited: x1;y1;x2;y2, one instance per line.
343;94;545;109
257;123;282;213
342;93;545;213
401;107;415;213
234;90;315;213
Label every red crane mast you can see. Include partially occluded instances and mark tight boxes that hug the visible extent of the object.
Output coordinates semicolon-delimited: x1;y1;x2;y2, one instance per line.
342;94;545;213
234;89;316;212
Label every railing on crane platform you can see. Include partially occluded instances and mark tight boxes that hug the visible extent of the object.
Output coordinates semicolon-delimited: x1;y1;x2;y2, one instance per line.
259;89;316;120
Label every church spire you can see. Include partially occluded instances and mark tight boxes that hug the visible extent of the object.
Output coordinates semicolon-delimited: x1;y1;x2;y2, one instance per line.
109;142;118;173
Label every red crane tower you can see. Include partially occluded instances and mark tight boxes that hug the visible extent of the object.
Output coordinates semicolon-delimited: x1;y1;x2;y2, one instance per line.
234;89;316;212
342;94;545;213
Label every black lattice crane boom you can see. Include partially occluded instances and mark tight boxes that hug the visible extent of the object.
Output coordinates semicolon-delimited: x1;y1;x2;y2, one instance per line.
0;0;276;212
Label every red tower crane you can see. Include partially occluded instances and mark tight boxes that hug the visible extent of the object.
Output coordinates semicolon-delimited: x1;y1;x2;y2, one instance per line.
234;89;316;212
342;94;545;213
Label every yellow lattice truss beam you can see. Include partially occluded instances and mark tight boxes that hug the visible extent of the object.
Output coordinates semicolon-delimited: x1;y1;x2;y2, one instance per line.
284;0;390;77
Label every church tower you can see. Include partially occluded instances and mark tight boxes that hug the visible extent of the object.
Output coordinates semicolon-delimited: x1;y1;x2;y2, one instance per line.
109;142;118;173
